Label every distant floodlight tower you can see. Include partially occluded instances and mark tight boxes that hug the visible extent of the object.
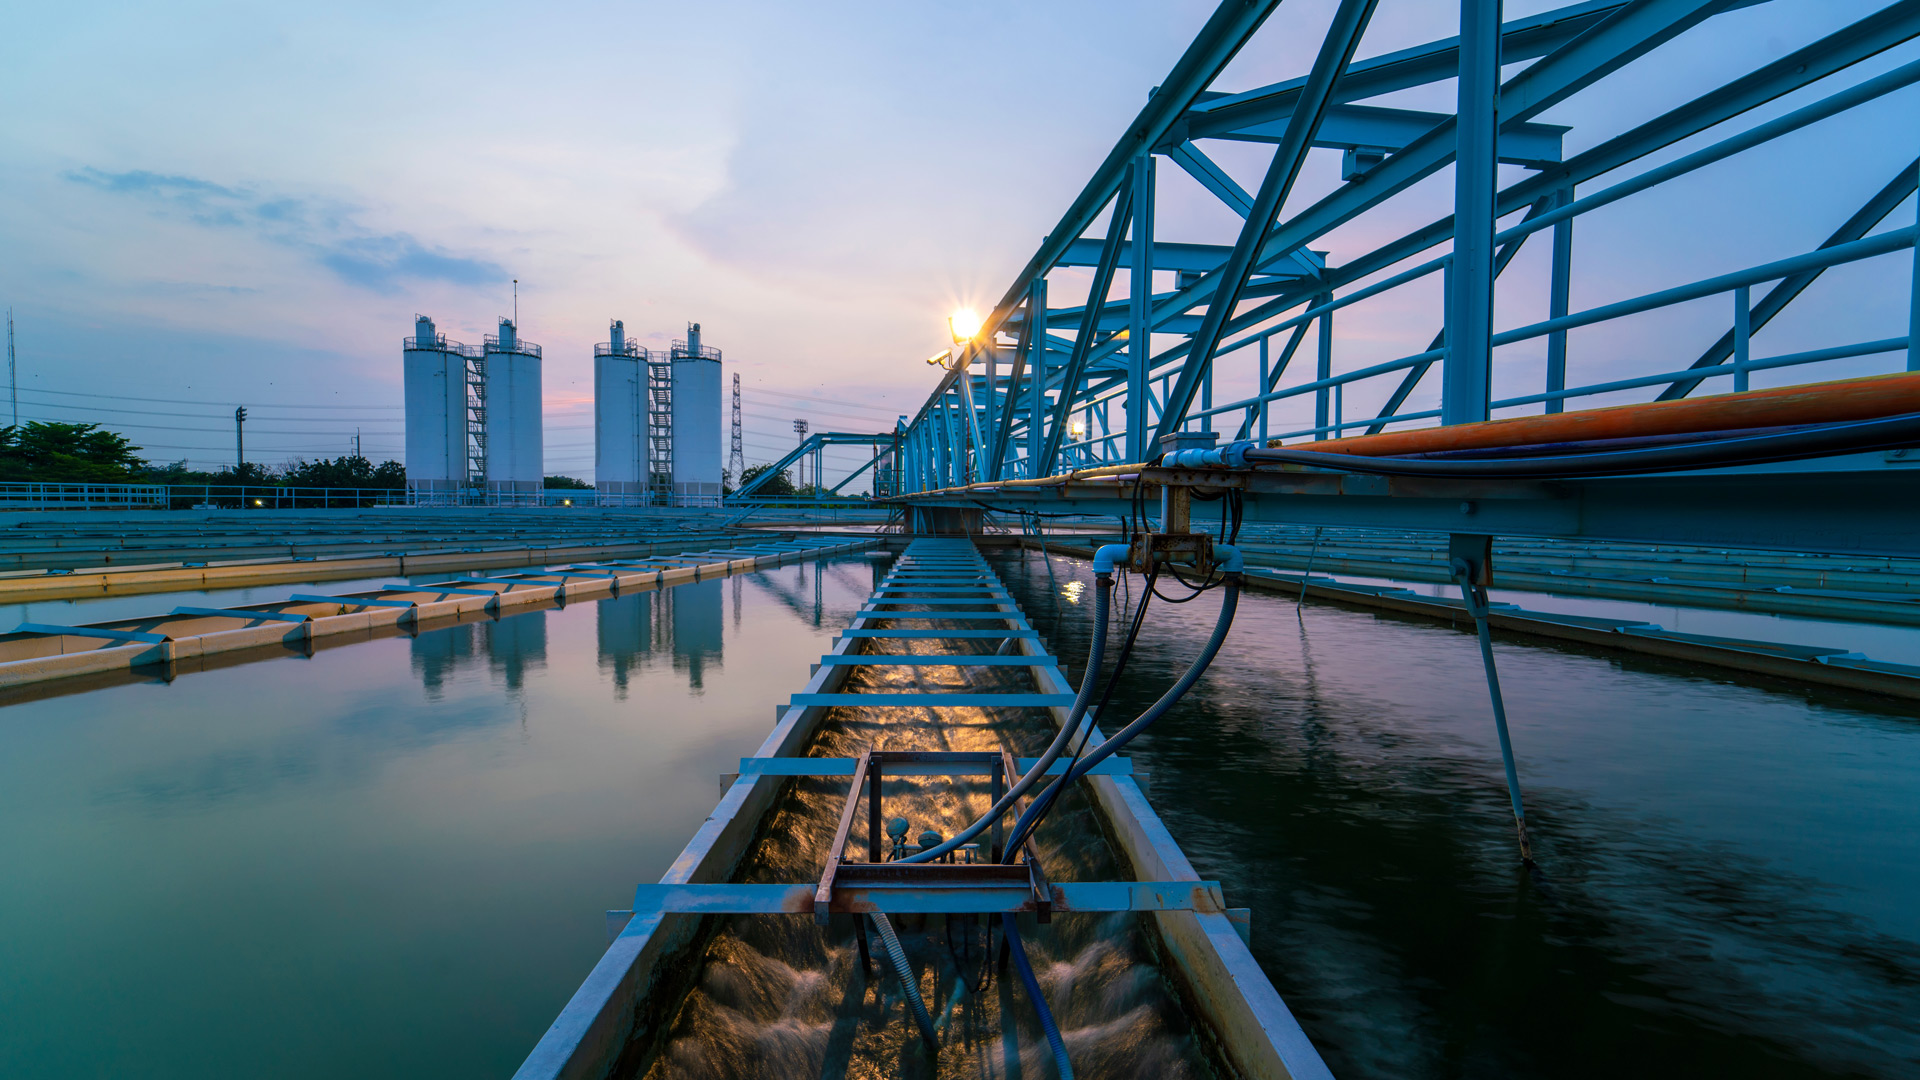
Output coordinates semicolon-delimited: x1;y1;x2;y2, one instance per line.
594;319;648;507
484;317;543;506
793;418;809;490
669;323;722;507
403;315;474;504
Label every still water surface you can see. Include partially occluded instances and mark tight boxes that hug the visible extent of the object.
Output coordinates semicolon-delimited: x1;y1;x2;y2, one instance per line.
0;557;885;1079
988;549;1920;1078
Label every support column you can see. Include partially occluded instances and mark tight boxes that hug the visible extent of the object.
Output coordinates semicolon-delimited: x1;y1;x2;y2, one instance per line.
1257;336;1270;442
983;342;999;469
1545;185;1571;414
1450;532;1533;864
1733;286;1752;392
1028;278;1048;476
1127;155;1155;460
1314;293;1333;435
1443;0;1501;426
1909;160;1919;371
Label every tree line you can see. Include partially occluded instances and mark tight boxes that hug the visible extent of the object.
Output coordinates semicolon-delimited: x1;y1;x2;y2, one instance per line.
0;421;406;488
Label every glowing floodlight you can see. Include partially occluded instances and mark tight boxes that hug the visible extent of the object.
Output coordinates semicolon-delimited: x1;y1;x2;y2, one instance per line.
948;308;983;343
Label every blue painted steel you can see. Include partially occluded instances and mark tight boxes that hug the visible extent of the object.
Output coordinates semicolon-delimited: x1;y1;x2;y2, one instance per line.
788;693;1075;707
169;606;309;623
455;576;547;589
816;655;1056;666
630;880;1224;915
852;614;1027;622
886;0;1920;529
838;629;1043;639
736;756;1132;777
289;593;416;609
384;584;497;597
12;622;167;644
871;591;1021;599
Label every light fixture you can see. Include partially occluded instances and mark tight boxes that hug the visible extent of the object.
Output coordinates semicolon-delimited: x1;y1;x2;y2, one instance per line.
948;308;983;343
1069;420;1085;439
562;499;572;507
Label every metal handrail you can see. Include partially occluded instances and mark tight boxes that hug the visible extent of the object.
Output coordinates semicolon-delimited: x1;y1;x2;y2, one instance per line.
594;342;649;359
484;335;542;357
1186;228;1918;426
669;340;723;360
404;335;481;357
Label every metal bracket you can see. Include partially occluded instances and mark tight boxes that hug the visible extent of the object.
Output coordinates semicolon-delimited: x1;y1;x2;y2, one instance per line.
1128;531;1216;575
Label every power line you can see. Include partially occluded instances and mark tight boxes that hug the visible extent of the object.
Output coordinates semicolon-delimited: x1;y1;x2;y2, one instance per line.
10;413;393;437
17;399;401;423
18;386;402;410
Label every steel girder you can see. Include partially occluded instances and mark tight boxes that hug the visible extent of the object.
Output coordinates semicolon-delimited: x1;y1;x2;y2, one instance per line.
893;0;1920;542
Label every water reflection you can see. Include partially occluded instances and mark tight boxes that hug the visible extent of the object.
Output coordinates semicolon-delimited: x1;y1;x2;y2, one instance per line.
410;620;476;699
597;593;653;698
673;581;725;690
487;611;548;691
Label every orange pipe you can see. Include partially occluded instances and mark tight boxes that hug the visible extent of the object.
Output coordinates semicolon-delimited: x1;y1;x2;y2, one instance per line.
1289;372;1920;457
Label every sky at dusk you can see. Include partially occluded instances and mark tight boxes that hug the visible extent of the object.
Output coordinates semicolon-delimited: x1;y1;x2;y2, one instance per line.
2;0;1914;480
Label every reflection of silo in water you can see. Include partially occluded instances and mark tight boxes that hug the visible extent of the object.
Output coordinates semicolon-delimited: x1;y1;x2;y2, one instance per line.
485;610;548;691
596;591;652;697
672;579;724;690
411;622;477;698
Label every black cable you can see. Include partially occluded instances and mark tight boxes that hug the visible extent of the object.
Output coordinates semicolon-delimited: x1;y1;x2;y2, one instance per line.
965;498;1097;520
945;913;993;995
1014;565;1157;847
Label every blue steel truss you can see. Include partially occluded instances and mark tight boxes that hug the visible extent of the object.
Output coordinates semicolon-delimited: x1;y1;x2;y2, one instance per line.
892;0;1920;496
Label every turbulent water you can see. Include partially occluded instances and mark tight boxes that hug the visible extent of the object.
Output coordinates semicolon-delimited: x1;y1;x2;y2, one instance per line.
632;590;1218;1079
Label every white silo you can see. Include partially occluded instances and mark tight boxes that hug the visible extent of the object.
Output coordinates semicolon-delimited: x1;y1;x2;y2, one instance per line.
670;322;723;506
483;317;543;504
403;315;471;503
594;320;647;506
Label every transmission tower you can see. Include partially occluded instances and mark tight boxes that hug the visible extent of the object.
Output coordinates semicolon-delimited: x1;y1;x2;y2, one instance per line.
5;305;15;426
729;373;744;489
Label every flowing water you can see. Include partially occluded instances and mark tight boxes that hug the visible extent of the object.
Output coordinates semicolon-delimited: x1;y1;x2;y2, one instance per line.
631;595;1214;1079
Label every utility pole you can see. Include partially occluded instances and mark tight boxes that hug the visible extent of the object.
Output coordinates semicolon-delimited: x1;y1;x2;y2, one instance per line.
729;373;744;490
793;418;809;490
352;428;361;460
235;407;247;472
5;309;15;428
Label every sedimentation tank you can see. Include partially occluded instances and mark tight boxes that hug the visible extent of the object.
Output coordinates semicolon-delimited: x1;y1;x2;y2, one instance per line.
402;315;474;502
669;323;722;507
594;320;647;507
484;318;543;504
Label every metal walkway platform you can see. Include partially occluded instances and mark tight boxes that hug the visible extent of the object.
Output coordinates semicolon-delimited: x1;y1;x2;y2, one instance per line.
517;537;1331;1080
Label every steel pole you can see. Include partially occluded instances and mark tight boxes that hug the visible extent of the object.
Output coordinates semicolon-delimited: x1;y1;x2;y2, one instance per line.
1128;155;1155;460
1546;187;1572;413
1443;0;1502;426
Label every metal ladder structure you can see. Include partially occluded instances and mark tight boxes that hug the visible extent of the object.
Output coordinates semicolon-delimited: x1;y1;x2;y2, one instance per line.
645;358;673;506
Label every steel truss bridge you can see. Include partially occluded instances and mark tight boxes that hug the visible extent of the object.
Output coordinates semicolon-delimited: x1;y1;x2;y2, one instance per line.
881;0;1920;557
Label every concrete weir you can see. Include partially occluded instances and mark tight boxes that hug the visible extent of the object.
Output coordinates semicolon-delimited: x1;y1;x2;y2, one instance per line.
515;538;1330;1080
0;535;875;691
